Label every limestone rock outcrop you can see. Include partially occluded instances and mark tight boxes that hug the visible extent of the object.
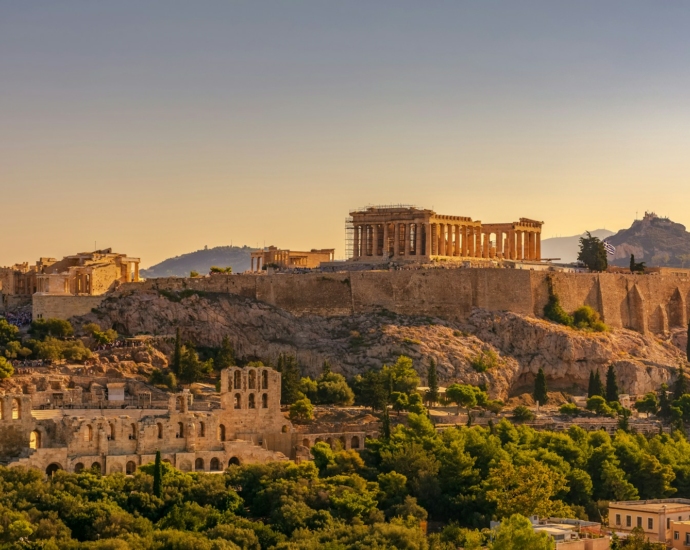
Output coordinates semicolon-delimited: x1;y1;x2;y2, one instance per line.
75;290;686;399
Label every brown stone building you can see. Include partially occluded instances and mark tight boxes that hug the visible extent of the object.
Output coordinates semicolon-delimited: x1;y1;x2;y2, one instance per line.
250;246;335;272
0;366;364;475
347;206;543;262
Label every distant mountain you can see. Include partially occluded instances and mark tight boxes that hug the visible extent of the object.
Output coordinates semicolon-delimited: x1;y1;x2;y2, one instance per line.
141;246;256;278
541;229;615;263
606;212;690;268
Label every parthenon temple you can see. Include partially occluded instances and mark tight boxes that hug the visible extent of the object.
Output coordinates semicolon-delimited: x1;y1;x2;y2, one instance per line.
348;206;543;262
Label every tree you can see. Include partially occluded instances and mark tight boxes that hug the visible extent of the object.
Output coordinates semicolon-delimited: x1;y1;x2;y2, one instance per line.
153;451;162;498
445;384;477;416
178;346;213;384
209;266;232;274
390;392;409;415
512;405;535;422
605;365;619;403
578;232;608;272
674;364;688;400
658;383;672;420
215;336;235;370
491;514;554;550
383;356;420;395
587;371;596;398
533;368;548;406
426;358;439;406
172;328;182;375
381;406;391;440
289;397;314;422
486;461;571;520
543;288;573;326
635;392;659;415
559;403;579;416
0;356;14;379
29;318;74;340
630;254;646;274
586;396;616;417
0;319;20;347
276;353;302;405
592;370;604;398
316;371;355;406
352;369;389;411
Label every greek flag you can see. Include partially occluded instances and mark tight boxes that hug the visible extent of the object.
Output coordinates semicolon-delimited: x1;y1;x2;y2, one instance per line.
602;240;615;256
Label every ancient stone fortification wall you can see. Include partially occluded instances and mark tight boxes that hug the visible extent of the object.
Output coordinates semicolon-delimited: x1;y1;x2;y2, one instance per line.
121;270;690;334
33;295;106;320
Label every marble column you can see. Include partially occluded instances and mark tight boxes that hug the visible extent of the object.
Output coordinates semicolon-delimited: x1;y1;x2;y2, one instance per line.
536;233;541;261
468;227;475;257
393;223;400;257
483;232;490;258
454;225;460;256
404;224;411;256
415;224;422;256
382;223;389;258
424;223;431;256
496;231;503;258
373;224;380;256
516;231;523;260
438;223;445;256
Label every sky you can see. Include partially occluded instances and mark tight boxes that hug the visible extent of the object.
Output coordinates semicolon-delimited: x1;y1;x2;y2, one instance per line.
2;1;690;267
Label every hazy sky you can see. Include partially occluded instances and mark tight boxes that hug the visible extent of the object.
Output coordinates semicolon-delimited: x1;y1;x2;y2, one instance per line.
3;2;690;267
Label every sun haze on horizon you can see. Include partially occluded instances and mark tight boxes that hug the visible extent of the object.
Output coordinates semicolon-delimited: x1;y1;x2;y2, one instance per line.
2;1;690;268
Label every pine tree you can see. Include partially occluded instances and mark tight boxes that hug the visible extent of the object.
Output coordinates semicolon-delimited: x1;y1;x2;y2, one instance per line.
674;364;687;400
153;450;162;498
381;406;391;440
533;368;548;406
426;358;439;406
587;371;596;398
605;365;619;403
172;327;182;375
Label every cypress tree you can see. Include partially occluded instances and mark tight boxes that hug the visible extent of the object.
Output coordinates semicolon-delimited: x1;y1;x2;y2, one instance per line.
381;406;391;440
427;358;439;406
172;327;182;375
587;371;596;398
593;370;604;397
153;450;162;498
277;353;302;405
630;254;635;273
659;383;671;419
534;368;548;406
215;336;235;370
674;364;687;400
605;365;619;403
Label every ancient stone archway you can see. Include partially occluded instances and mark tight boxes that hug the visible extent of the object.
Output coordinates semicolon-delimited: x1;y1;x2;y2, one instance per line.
30;430;41;450
210;457;221;471
126;461;136;475
228;457;240;467
46;463;62;476
195;458;204;471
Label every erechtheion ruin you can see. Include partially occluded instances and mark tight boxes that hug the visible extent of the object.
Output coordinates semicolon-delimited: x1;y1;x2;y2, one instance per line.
0;366;365;476
250;246;335;272
347;206;543;262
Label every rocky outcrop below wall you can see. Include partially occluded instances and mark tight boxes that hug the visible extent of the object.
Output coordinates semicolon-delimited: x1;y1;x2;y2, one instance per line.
76;289;687;399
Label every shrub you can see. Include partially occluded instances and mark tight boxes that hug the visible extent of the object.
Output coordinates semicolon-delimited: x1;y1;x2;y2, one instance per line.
210;266;232;274
470;349;501;373
586;396;616;417
559;403;579;416
572;306;609;332
543;293;573;327
512;405;535;422
0;356;14;379
29;318;74;340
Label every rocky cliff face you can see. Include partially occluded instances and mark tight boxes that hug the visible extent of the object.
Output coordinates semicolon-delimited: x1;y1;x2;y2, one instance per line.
76;289;686;399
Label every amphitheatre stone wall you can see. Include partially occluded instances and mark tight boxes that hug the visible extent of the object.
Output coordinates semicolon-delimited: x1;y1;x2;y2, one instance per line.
115;270;690;334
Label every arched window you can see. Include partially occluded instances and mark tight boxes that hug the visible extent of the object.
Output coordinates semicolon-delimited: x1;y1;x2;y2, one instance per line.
262;370;269;390
234;393;241;409
85;425;93;442
233;370;241;390
157;423;164;439
177;422;184;438
315;437;323;444
199;422;205;437
30;430;41;450
262;393;268;408
351;436;360;449
74;462;84;473
248;370;256;389
12;398;21;420
91;462;101;473
210;457;221;471
228;457;240;467
126;461;136;475
46;463;61;476
339;436;347;449
248;394;256;409
195;458;204;471
218;424;226;441
129;423;137;440
326;437;333;448
109;423;116;440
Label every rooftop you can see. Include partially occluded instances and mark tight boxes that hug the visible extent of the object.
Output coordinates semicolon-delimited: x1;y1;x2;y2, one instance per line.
610;499;690;513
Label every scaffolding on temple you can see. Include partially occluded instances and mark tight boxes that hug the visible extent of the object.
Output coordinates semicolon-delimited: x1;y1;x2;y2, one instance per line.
344;216;354;260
